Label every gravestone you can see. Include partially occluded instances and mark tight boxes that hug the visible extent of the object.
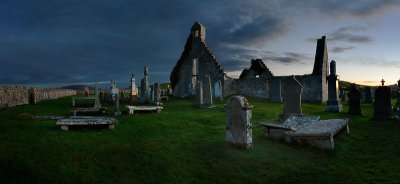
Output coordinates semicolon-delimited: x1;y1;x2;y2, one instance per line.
271;78;282;102
339;89;346;101
154;83;161;102
225;96;253;148
348;84;362;115
113;93;121;116
195;79;203;107
150;85;154;102
94;80;101;108
140;66;151;103
364;86;372;103
213;80;223;101
373;86;391;120
201;75;214;108
110;81;118;102
279;76;303;121
325;60;342;112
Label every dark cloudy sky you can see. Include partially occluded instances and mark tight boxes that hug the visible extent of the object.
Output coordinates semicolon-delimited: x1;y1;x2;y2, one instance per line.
1;0;399;88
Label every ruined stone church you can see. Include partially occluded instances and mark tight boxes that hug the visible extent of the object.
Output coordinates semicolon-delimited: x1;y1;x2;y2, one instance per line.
170;22;330;102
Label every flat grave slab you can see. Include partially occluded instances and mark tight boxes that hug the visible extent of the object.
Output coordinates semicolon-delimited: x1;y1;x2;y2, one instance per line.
72;96;97;106
259;116;349;150
71;107;105;116
125;105;163;114
36;116;65;120
56;117;118;131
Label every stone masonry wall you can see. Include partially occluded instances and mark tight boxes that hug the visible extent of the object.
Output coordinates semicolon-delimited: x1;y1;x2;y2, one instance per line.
277;74;327;102
0;86;77;109
31;88;77;104
0;86;28;109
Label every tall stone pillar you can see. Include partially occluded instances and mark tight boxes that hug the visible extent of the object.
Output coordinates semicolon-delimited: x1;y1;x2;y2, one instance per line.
325;60;342;112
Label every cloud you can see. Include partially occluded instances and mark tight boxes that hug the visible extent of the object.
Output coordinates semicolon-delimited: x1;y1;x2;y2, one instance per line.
285;0;400;18
218;45;312;72
329;26;373;43
330;46;355;53
0;0;398;87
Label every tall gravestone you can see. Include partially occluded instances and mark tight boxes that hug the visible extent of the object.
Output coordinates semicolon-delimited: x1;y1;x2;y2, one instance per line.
225;96;253;148
271;78;282;102
348;84;362;115
279;76;303;121
113;93;121;116
195;80;203;107
325;60;342;112
201;75;214;108
373;86;392;120
94;80;101;108
140;66;151;103
364;86;372;103
339;89;346;101
154;83;161;103
110;81;118;102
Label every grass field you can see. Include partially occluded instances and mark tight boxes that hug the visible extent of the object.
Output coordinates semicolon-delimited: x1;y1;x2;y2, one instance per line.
0;96;399;183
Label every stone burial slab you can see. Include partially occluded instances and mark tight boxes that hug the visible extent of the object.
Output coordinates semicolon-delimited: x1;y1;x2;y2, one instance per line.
225;96;253;148
259;116;349;150
36;116;65;120
56;117;118;131
71;107;105;116
125;105;163;114
279;75;303;121
374;86;392;120
72;96;97;107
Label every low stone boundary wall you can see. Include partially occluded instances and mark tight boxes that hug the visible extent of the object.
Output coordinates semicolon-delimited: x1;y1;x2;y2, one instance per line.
30;88;77;104
0;86;29;109
0;86;78;109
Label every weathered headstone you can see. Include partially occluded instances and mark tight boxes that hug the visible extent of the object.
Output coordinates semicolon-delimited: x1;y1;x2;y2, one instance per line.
94;80;101;108
110;81;118;102
271;78;282;102
201;75;214;108
279;76;303;121
113;93;121;116
339;89;346;101
374;86;392;120
364;86;372;103
154;83;161;102
195;79;203;107
325;60;342;112
348;84;362;115
150;85;154;103
140;66;151;103
213;80;223;101
225;96;253;148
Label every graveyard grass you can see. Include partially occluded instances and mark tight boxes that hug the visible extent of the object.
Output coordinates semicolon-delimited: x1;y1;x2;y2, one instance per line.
0;96;399;183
